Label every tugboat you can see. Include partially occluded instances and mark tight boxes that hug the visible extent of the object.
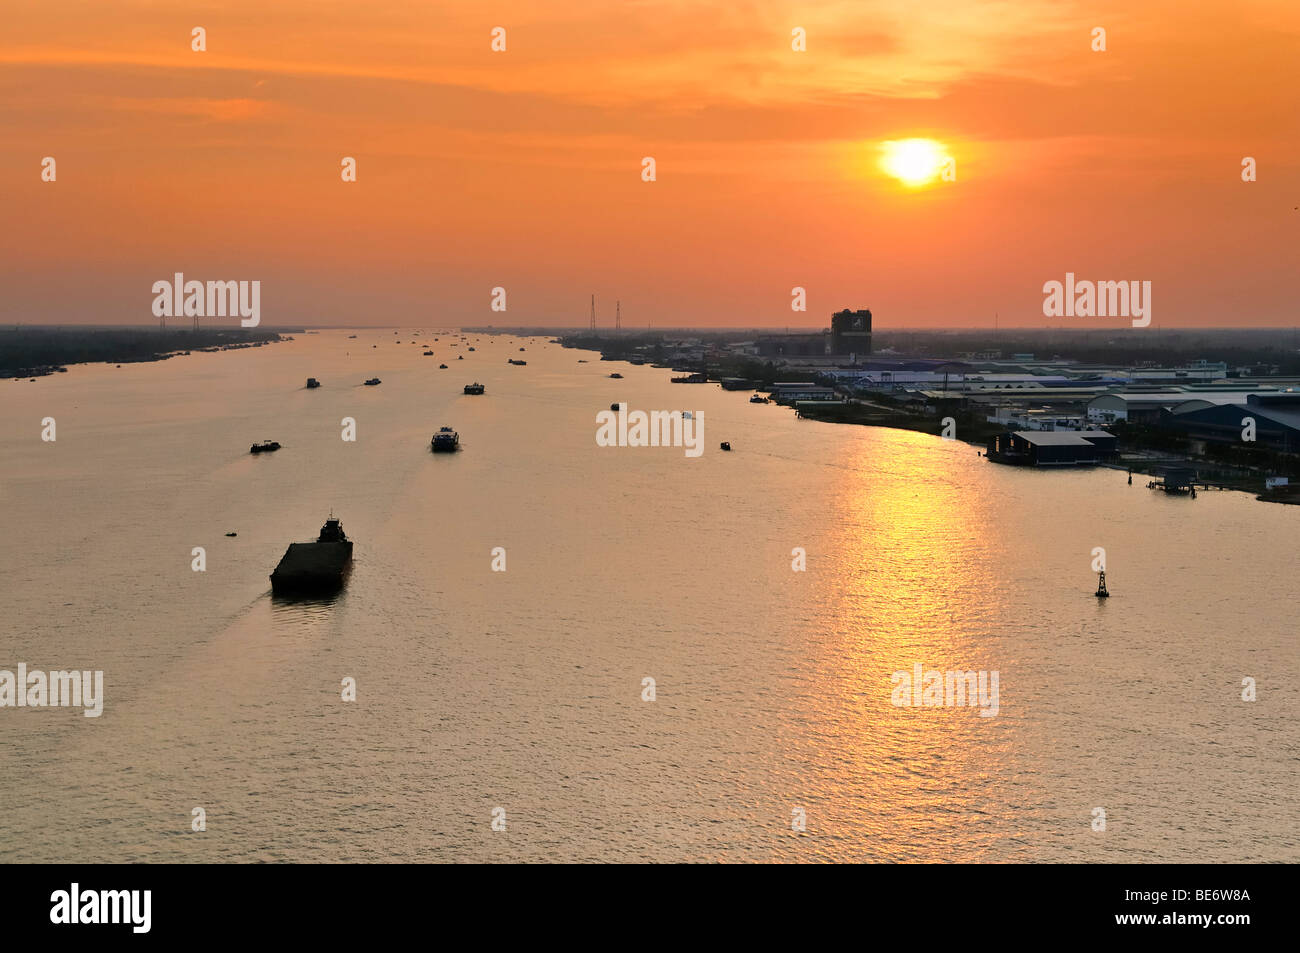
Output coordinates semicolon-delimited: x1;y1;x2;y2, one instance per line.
1095;570;1110;598
464;383;485;395
270;516;353;594
306;378;320;388
250;440;281;454
749;394;768;403
364;377;381;386
431;427;460;452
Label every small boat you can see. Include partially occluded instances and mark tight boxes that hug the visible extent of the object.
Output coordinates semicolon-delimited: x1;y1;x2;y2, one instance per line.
749;394;768;403
1095;570;1110;598
468;347;476;352
423;350;434;356
577;359;588;363
720;442;732;451
364;378;381;386
225;532;237;537
519;347;526;352
458;355;464;360
250;440;281;454
682;411;693;419
464;383;485;395
439;363;448;369
508;359;527;366
306;378;320;388
609;372;623;379
348;334;357;339
431;427;460;452
610;403;620;411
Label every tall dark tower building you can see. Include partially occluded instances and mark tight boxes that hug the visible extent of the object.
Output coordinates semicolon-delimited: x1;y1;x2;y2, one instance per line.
830;308;872;356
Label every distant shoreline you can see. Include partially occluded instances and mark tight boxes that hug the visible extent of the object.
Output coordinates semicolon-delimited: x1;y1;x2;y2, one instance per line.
1;327;292;379
571;340;1294;505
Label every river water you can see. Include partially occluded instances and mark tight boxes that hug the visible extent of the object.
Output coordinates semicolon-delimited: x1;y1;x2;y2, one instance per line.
1;330;1295;862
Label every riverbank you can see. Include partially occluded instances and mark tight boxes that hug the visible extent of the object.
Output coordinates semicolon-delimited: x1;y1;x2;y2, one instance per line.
1;326;292;378
562;337;1296;502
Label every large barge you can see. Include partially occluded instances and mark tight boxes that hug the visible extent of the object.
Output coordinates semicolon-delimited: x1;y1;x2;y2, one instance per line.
270;517;353;594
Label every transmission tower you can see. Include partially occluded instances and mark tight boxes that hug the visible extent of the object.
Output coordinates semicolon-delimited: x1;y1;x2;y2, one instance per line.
615;300;621;331
589;294;596;332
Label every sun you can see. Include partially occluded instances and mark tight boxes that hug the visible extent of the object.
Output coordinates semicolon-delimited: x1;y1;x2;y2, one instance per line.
879;139;949;187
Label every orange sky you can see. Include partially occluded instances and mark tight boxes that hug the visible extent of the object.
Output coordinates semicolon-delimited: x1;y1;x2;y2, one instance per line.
1;0;1297;328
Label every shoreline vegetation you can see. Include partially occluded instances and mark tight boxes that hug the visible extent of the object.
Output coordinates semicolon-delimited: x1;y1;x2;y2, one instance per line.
556;329;1300;505
1;326;292;379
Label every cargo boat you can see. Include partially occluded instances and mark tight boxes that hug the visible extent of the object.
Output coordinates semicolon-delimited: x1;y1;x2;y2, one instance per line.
464;382;485;395
250;440;281;453
270;516;352;594
431;427;460;452
306;378;320;388
364;377;381;385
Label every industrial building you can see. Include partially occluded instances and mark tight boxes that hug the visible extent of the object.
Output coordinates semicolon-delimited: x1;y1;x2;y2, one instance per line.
830;309;872;356
767;382;839;402
1160;393;1300;452
754;307;873;359
754;333;827;358
1087;390;1269;425
986;430;1118;466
